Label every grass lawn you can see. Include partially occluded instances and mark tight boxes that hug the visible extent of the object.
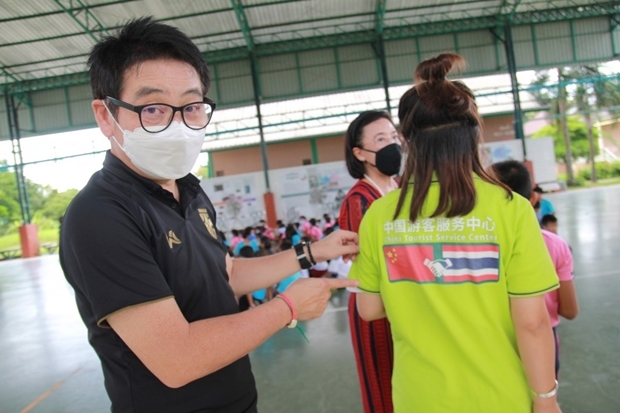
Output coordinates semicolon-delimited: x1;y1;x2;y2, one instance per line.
0;228;60;252
566;177;620;189
582;177;620;187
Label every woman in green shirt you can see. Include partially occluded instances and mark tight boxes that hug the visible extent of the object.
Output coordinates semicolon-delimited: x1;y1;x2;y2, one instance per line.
349;53;561;413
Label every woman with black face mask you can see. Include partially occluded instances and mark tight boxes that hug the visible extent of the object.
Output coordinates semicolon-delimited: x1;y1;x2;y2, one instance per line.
338;110;402;413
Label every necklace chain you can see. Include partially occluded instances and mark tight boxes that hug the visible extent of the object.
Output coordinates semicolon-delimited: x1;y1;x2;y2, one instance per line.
364;174;396;197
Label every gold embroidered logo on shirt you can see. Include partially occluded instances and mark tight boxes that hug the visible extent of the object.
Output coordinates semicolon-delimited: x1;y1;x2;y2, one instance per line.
166;230;182;249
198;208;217;238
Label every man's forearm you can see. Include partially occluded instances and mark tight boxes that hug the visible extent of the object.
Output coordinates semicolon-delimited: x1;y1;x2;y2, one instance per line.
181;299;291;385
108;297;292;389
229;248;304;296
228;230;359;296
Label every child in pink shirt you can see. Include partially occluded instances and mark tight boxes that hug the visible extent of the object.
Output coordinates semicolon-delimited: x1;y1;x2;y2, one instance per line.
491;160;579;377
307;218;323;242
541;230;575;327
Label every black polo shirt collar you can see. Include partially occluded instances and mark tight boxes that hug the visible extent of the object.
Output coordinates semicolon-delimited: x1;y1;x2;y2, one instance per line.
102;151;201;200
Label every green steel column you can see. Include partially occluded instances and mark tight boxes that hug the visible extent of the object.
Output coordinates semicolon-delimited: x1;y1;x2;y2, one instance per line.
295;52;303;93
333;47;343;89
211;62;222;102
530;25;539;66
503;23;526;155
376;36;391;113
415;37;422;67
569;20;577;62
250;55;271;191
5;93;32;224
310;138;318;164
64;86;73;126
375;0;390;112
230;0;270;191
611;16;619;56
207;151;214;178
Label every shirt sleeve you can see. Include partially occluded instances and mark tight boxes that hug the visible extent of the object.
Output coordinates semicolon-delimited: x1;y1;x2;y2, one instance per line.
338;193;370;234
555;241;574;282
505;198;560;297
347;204;381;294
61;196;173;327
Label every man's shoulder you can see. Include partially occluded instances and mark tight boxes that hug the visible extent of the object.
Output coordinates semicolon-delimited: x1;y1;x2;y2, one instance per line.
68;171;131;210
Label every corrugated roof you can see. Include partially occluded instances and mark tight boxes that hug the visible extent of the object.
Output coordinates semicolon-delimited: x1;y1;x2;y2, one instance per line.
1;0;616;88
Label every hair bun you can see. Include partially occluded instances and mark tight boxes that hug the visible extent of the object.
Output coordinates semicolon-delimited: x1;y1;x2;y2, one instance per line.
415;53;466;84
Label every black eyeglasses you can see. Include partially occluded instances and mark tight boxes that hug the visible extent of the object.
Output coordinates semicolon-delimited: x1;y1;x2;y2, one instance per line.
105;96;216;133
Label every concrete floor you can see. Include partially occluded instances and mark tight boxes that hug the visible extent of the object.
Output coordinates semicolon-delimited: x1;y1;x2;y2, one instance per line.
1;185;619;413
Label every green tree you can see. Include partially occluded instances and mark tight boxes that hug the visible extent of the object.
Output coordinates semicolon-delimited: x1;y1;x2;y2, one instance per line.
530;69;575;184
532;116;599;163
195;165;210;180
0;170;22;234
530;66;620;184
567;66;620;182
40;189;79;221
0;166;77;235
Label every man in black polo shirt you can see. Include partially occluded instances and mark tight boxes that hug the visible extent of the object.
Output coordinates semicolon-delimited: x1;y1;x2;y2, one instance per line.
59;17;359;413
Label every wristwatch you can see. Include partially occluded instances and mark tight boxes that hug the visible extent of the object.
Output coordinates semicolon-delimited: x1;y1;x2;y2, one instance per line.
294;242;312;270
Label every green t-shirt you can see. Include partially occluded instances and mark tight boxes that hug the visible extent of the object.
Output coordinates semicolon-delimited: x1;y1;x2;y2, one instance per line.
348;178;559;413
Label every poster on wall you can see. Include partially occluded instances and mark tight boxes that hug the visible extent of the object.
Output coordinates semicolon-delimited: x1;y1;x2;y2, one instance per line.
201;174;264;232
480;137;557;185
275;162;357;223
480;139;525;167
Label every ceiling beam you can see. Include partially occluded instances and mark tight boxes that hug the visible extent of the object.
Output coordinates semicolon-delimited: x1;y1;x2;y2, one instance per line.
230;0;254;52
5;2;620;94
0;0;136;24
0;0;532;52
376;0;387;35
6;72;89;95
0;65;22;84
54;0;111;42
508;0;524;21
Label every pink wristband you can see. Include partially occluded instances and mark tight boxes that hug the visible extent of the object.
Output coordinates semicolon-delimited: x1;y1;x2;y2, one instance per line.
276;293;297;329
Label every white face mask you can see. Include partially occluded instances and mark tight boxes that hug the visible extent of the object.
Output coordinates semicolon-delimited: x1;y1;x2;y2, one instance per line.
106;106;206;180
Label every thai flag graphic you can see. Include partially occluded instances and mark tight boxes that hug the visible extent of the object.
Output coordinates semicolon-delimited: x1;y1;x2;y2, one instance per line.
384;244;500;284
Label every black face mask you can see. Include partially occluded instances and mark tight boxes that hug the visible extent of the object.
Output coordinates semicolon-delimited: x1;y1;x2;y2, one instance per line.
361;143;402;176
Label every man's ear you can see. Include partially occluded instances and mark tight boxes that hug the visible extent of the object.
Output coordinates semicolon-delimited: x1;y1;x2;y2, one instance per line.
92;99;115;137
352;147;366;163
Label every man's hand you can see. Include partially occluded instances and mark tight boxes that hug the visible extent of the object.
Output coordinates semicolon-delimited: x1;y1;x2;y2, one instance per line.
311;229;359;263
283;277;359;321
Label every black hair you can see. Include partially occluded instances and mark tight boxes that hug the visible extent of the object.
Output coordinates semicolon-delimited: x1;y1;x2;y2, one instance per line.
88;17;210;112
344;111;394;179
309;218;317;226
242;226;253;238
285;224;297;240
395;53;511;222
260;236;272;250
231;229;239;236
489;160;533;200
541;214;558;226
280;239;293;251
238;245;255;258
533;186;544;194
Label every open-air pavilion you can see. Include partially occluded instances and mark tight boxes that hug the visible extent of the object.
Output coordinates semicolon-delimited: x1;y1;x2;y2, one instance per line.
0;1;619;412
